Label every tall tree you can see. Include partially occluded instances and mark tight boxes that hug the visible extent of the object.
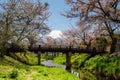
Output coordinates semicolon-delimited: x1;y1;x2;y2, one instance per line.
0;0;50;55
64;0;120;53
63;28;81;47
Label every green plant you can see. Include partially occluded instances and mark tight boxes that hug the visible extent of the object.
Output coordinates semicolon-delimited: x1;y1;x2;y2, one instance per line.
83;54;120;79
43;73;48;76
0;55;80;80
9;68;19;78
53;54;66;64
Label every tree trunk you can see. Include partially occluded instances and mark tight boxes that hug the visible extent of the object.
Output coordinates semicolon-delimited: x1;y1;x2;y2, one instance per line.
66;52;71;72
38;52;41;65
110;38;117;54
0;53;4;59
7;53;32;65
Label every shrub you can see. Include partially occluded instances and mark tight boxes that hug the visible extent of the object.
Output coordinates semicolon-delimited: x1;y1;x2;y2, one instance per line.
9;68;19;78
83;54;120;79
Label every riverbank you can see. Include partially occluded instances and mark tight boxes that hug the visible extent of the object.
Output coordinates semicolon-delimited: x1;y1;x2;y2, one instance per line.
0;54;80;80
53;53;120;80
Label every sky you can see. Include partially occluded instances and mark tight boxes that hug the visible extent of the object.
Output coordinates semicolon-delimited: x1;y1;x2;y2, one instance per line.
0;0;77;38
0;0;76;32
41;0;77;32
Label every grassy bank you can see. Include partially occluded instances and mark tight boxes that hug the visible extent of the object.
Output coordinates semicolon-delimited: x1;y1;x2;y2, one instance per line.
53;53;88;68
53;53;120;80
0;53;80;80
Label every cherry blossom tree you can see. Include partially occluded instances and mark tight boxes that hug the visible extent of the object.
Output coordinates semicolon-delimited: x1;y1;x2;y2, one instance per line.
0;0;50;55
64;0;120;53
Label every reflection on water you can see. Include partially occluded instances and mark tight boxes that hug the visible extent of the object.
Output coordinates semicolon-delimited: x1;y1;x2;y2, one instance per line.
41;60;80;78
41;60;66;69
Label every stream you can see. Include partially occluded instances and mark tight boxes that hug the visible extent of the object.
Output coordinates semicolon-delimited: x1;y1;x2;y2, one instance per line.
41;60;80;78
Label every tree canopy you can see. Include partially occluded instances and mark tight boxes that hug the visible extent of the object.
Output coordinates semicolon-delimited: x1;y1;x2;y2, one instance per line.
64;0;120;53
0;0;50;54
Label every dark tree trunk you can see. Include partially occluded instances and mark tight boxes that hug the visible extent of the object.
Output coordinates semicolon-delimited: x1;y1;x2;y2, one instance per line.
104;21;118;54
0;53;4;59
7;53;32;65
110;38;117;54
38;52;41;65
66;52;71;72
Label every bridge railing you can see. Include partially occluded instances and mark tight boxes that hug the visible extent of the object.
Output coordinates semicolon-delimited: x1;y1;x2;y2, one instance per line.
38;45;105;53
7;44;105;54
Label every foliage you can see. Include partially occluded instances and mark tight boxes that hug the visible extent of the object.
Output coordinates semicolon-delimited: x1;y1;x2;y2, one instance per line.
77;70;97;80
53;54;66;64
53;53;89;68
14;52;38;65
0;55;80;80
0;0;50;55
71;54;89;68
53;53;120;79
8;51;47;65
43;53;56;60
83;53;120;79
64;0;120;53
9;68;19;78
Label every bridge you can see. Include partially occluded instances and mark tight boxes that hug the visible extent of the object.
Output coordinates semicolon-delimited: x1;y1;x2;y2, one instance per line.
7;44;105;72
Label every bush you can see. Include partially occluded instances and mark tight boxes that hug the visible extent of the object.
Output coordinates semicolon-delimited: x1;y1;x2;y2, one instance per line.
9;68;19;78
53;54;66;64
83;54;120;79
71;54;88;68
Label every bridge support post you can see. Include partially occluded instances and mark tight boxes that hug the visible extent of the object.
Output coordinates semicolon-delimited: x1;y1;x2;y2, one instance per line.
38;52;41;65
66;52;71;72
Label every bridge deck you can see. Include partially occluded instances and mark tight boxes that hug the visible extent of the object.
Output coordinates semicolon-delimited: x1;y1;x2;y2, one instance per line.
6;45;105;72
7;45;105;54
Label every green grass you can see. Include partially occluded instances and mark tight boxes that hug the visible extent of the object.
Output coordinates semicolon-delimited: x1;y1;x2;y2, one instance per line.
0;65;79;80
53;53;120;80
0;53;80;80
53;53;89;68
53;54;66;64
12;52;45;65
71;54;88;68
83;53;120;79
